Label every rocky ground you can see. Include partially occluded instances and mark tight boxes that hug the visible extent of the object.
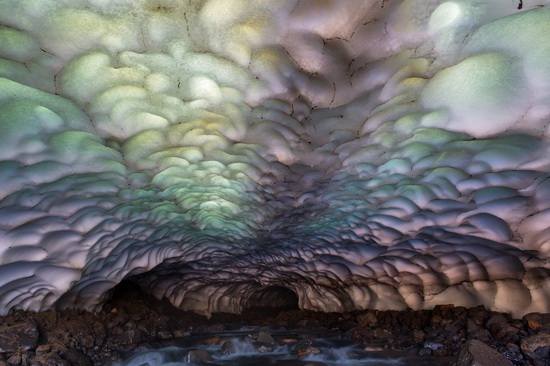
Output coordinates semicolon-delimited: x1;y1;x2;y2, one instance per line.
0;282;549;366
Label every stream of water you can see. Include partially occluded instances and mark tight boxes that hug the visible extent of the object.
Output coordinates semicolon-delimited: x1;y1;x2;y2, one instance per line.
114;325;453;366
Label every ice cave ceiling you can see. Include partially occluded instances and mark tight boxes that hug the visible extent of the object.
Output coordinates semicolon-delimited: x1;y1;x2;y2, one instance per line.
1;0;550;318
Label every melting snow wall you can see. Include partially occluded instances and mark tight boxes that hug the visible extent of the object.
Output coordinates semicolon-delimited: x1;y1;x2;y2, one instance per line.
0;0;550;318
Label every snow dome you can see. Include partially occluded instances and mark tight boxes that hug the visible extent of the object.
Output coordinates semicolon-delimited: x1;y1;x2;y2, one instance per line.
0;0;549;318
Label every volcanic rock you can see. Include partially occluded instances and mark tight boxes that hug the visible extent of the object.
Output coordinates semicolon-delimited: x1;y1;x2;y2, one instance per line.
520;333;550;366
185;349;213;362
453;339;513;366
0;322;38;353
297;346;320;358
523;313;550;333
257;330;275;345
356;311;378;328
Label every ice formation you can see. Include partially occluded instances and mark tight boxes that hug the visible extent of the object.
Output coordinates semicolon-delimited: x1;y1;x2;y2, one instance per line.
1;0;550;318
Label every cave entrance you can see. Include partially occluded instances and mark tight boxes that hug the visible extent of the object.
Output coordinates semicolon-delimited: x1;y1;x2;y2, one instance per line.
108;279;143;301
244;285;299;312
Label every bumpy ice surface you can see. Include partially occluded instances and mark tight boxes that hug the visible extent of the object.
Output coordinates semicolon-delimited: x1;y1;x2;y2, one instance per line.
1;0;550;318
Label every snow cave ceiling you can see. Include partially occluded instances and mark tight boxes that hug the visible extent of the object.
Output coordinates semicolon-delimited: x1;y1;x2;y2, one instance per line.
1;0;550;318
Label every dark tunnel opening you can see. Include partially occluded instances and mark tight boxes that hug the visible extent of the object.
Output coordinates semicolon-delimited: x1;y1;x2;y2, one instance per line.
103;279;197;319
108;279;144;302
103;280;301;322
244;286;300;312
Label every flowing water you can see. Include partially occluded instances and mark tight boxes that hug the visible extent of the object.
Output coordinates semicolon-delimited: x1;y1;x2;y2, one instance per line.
114;325;453;366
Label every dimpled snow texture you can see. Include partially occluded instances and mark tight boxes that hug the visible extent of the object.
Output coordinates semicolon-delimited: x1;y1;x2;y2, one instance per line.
0;0;550;317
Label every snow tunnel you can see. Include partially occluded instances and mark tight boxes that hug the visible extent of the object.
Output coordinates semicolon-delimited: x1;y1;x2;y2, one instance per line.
0;0;550;319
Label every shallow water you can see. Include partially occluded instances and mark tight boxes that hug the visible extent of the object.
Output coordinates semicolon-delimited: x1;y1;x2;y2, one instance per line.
113;326;453;366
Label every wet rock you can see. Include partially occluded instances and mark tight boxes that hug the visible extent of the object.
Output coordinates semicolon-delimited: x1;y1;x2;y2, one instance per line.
172;329;191;338
185;349;213;363
520;333;550;366
62;347;93;366
34;312;58;329
454;307;469;321
424;342;444;350
297;333;317;340
523;313;550;333
467;319;492;342
106;314;128;329
434;304;456;317
364;345;385;351
501;343;526;365
35;344;51;355
257;331;274;345
452;339;513;366
413;329;426;343
91;322;106;346
244;334;255;342
79;335;96;350
431;343;448;356
44;354;70;366
130;342;155;353
193;325;208;333
344;327;370;342
521;333;550;353
64;318;98;350
486;314;509;337
221;340;234;355
122;319;137;331
0;322;38;353
282;338;298;344
156;328;173;339
394;337;417;350
297;346;320;358
431;314;443;328
48;341;68;356
297;319;321;328
468;306;490;326
207;324;225;332
419;347;433;356
356;311;377;328
256;344;273;353
466;319;481;334
495;324;520;343
109;326;124;336
372;328;393;339
6;353;21;366
114;329;141;345
444;323;460;335
204;336;221;345
341;312;352;321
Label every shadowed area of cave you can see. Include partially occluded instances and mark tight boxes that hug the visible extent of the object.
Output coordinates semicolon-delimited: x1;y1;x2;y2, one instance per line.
244;286;299;310
108;280;148;303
